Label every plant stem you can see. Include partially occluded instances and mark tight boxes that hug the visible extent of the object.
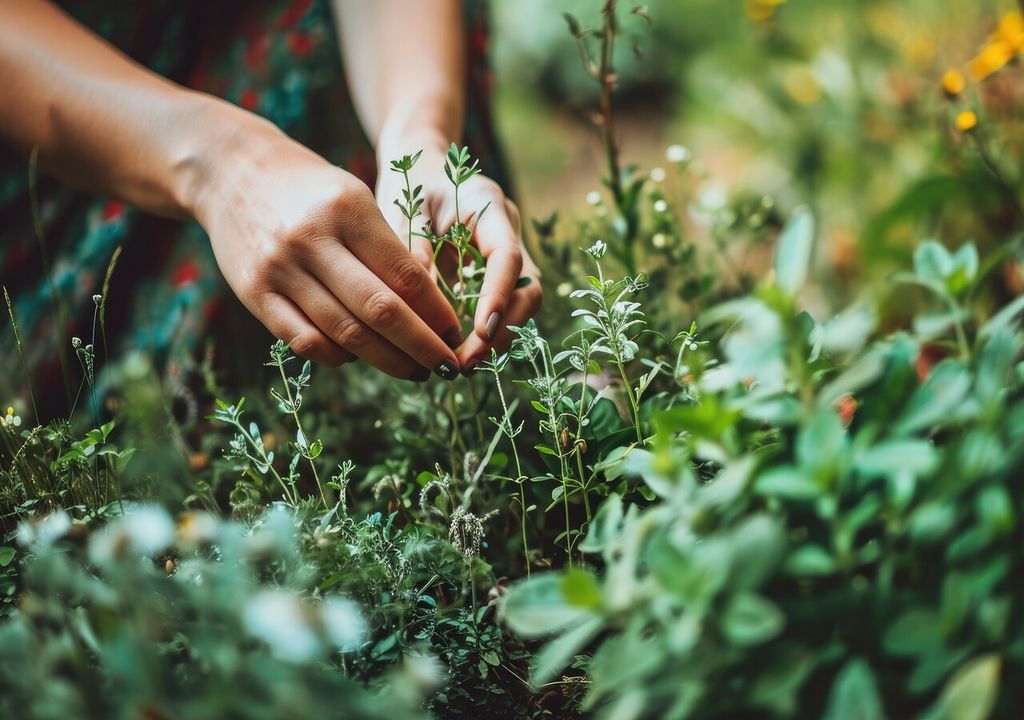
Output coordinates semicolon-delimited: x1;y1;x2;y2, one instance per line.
491;367;530;578
277;363;328;507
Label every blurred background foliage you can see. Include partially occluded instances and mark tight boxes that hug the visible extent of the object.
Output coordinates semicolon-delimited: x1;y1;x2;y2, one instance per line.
493;0;1020;306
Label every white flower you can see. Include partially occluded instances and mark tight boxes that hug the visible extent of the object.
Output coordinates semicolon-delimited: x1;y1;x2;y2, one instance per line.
1;406;21;429
244;590;320;663
649;167;667;183
584;240;608;259
652;233;668;249
653;199;669;214
556;281;573;297
585;190;603;206
88;504;174;563
666;144;692;164
16;509;71;547
320;596;365;652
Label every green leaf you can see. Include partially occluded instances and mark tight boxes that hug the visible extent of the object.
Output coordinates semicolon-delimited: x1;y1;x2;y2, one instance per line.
824;658;885;720
855;439;939;478
883;609;941;656
754;467;819;500
560;569;602;610
720;592;785;647
0;547;14;567
531;616;603;686
307;439;323;459
501;573;597;638
784;544;836;577
774;206;814;293
914;240;955;285
938;654;1001;720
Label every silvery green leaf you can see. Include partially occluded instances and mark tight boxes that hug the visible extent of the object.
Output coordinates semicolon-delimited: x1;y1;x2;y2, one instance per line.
774;206;815;293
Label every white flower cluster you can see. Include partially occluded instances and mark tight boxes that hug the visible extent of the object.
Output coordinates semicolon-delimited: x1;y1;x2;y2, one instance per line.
1;406;22;429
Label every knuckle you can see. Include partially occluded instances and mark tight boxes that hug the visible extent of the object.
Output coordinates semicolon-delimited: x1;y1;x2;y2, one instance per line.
364;290;401;328
390;259;427;297
330;314;368;349
288;333;325;360
332;182;376;216
504;245;524;270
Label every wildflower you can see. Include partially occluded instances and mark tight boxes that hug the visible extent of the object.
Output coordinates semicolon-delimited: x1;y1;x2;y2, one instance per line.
556;281;573;297
994;11;1024;54
649;166;667;183
941;68;965;97
320;596;365;652
653;199;669;213
666;144;692;164
584;240;608;259
955;110;978;133
585;190;603;206
835;393;857;427
968;41;1014;81
652;233;667;249
243;590;320;663
448;506;498;558
1;406;21;429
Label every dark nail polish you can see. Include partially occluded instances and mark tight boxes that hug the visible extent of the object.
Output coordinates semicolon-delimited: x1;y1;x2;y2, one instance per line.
410;366;430;383
485;312;502;341
442;325;463;349
434;360;458;381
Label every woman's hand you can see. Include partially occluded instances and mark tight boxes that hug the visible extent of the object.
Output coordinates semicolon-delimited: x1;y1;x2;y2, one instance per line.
191;118;463;381
375;139;543;372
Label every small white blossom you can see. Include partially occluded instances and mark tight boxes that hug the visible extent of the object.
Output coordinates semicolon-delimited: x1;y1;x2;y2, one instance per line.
556;281;573;297
585;190;603;206
244;590;320;663
320;596;365;652
666;144;692;164
652;233;668;249
653;199;669;213
649;167;667;183
1;406;21;429
584;240;608;259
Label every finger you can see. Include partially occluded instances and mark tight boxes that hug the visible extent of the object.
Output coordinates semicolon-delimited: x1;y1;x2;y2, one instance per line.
471;201;524;344
456;267;543;371
311;243;460;380
257;294;355;368
339;191;462;346
286;277;426;381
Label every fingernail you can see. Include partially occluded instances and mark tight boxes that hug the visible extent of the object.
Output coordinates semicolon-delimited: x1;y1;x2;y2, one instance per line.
410;366;430;383
485;312;502;341
434;360;458;381
442;325;463;349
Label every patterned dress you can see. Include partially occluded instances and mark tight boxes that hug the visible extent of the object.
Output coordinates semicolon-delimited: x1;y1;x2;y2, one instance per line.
0;0;505;419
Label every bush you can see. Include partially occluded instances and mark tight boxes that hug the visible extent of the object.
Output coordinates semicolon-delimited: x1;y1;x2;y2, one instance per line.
3;2;1024;719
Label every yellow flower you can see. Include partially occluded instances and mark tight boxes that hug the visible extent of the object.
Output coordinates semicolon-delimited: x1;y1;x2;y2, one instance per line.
5;407;13;416
969;40;1014;81
941;69;966;97
993;10;1024;54
956;110;978;132
746;0;786;22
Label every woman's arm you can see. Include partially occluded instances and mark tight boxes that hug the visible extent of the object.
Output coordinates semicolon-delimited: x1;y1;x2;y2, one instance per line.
333;0;542;368
0;0;233;217
0;0;463;381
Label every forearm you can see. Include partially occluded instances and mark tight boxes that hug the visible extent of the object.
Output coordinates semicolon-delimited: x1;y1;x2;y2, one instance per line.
332;0;466;157
0;0;273;219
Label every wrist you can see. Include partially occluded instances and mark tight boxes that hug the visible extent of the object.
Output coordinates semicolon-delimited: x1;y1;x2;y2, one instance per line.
375;94;462;165
173;93;285;223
